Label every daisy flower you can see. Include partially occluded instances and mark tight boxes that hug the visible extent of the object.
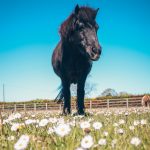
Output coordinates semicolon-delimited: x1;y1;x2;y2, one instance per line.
54;123;71;137
130;137;141;146
81;135;93;149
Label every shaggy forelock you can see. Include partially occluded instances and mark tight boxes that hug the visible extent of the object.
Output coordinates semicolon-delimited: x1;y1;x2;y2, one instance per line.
59;6;97;39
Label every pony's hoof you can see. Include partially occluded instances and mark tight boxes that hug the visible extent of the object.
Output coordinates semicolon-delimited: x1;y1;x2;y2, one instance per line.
60;111;71;116
73;111;85;116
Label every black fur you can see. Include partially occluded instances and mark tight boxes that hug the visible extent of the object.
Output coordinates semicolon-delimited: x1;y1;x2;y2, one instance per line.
52;5;102;115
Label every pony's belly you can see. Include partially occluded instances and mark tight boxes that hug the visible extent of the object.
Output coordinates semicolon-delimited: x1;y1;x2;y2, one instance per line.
68;71;79;84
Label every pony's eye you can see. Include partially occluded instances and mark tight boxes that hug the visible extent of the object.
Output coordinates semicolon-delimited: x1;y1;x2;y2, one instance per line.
77;22;84;30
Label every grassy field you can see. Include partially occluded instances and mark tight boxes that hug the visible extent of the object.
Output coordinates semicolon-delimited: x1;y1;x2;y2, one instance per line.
0;108;150;150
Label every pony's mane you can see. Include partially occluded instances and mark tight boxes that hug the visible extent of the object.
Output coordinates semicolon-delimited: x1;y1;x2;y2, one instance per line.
59;6;96;39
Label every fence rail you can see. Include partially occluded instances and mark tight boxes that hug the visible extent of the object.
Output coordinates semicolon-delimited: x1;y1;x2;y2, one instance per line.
0;97;143;112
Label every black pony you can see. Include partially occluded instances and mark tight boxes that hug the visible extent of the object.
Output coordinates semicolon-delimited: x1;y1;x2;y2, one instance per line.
52;5;102;115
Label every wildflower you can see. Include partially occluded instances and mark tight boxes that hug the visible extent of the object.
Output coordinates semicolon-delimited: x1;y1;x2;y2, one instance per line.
47;127;54;134
93;122;102;130
13;113;22;119
119;119;125;125
130;137;141;146
14;135;29;150
31;114;35;118
25;117;28;120
8;113;21;121
80;121;90;129
129;126;135;131
69;120;76;127
111;139;117;148
7;136;15;141
81;135;93;149
140;119;147;125
49;117;57;124
11;123;24;131
54;123;71;137
103;131;108;137
125;112;129;116
98;138;107;146
119;111;123;115
113;123;119;127
133;120;140;126
57;118;65;125
39;119;49;127
117;128;124;134
25;119;36;125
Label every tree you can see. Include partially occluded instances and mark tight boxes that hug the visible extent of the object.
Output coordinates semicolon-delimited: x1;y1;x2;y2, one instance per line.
71;82;97;99
119;91;130;97
101;88;118;97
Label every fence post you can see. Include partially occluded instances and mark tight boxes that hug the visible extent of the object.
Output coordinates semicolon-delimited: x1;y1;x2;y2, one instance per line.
24;104;26;112
34;103;36;111
107;99;109;109
126;98;129;108
59;104;62;111
2;104;4;112
14;104;16;111
46;103;47;110
90;100;92;110
74;102;76;110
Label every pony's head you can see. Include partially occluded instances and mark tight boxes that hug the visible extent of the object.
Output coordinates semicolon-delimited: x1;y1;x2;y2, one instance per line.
60;5;102;61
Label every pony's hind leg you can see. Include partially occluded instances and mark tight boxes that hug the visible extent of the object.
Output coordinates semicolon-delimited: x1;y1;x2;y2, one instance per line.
62;80;71;115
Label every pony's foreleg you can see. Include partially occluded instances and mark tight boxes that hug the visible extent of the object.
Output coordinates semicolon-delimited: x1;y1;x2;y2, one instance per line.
141;99;145;107
62;81;71;115
77;76;87;115
148;101;150;108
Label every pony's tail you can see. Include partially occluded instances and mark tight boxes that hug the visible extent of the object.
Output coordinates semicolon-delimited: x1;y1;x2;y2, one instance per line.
54;86;64;103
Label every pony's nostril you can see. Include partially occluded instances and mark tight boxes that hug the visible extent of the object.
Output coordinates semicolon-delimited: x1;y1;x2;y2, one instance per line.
92;48;97;54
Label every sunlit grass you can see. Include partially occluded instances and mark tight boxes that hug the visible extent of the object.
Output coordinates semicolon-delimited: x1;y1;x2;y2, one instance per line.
0;108;150;150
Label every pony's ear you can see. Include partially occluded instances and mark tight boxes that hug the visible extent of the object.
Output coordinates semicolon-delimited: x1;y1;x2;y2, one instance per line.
75;4;80;15
94;8;99;19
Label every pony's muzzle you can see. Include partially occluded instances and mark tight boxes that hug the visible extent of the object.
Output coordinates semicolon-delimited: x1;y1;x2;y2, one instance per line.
90;46;102;61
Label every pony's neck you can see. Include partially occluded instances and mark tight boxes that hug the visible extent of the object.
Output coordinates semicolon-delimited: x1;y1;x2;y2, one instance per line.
62;39;79;53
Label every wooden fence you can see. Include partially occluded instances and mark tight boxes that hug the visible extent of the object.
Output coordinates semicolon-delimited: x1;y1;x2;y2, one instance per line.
0;96;143;112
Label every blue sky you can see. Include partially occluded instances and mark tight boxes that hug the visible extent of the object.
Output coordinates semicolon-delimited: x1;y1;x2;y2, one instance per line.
0;0;150;101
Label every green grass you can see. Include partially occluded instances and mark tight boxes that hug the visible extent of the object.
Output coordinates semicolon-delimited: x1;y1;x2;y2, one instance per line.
0;108;150;150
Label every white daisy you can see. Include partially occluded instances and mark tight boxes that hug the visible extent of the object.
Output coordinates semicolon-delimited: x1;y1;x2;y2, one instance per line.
129;126;135;131
11;123;21;131
111;139;117;148
39;119;49;127
54;123;71;137
113;123;119;127
93;122;102;130
47;127;54;134
49;117;57;124
98;138;106;146
14;135;29;150
140;119;147;125
119;119;125;125
7;136;15;141
81;135;93;149
25;119;36;125
130;137;141;146
80;121;90;129
133;120;140;126
117;128;124;134
103;131;108;137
